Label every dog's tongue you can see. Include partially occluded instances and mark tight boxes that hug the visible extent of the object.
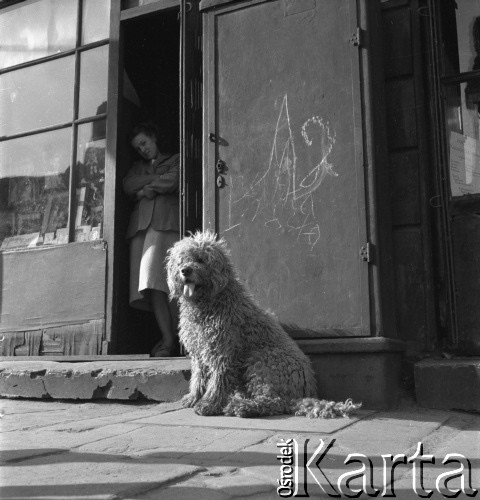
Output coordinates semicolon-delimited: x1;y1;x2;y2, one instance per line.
183;283;195;298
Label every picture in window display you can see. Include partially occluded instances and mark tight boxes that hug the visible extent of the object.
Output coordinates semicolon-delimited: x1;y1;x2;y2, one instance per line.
74;141;105;242
0;137;105;250
74;117;106;242
0;178;65;250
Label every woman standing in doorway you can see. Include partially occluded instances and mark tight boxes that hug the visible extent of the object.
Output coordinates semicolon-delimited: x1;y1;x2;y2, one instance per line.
123;122;179;357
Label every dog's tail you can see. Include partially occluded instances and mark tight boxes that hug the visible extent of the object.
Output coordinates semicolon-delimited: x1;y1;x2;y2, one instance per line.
291;397;362;419
224;393;361;418
224;394;290;418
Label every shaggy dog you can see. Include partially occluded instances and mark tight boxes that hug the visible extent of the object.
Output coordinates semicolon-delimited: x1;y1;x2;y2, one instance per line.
167;231;360;418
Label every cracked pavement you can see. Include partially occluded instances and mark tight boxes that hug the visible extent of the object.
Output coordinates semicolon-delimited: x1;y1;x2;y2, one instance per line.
0;398;479;499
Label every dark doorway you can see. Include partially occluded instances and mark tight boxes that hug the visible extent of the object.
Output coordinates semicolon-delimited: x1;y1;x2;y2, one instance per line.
117;8;181;355
124;9;180;152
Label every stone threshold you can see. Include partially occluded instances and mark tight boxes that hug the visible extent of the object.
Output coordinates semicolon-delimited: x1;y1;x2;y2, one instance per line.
0;358;191;402
0;337;405;404
0;354;155;362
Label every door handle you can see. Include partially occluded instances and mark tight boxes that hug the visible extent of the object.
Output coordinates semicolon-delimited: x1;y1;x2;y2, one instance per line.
216;159;228;175
208;133;229;147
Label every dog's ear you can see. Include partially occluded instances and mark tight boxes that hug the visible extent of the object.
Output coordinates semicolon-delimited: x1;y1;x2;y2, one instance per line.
207;244;233;296
209;267;230;296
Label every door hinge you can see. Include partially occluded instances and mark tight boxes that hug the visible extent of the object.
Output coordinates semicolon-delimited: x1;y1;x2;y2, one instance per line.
350;27;364;47
360;242;372;263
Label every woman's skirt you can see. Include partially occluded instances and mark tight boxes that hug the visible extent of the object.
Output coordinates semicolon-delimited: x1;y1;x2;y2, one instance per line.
129;227;178;310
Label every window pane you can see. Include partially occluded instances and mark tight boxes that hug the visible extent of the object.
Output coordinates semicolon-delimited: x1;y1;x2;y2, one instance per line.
122;0;161;9
442;0;480;75
74;120;106;241
445;80;480;196
78;46;109;119
0;57;75;137
0;0;78;70
82;0;111;45
0;129;72;250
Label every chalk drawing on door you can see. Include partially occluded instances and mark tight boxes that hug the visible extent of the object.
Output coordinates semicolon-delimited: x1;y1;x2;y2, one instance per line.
226;94;337;250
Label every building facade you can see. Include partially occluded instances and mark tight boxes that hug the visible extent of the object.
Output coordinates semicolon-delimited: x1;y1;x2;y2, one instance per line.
0;0;478;407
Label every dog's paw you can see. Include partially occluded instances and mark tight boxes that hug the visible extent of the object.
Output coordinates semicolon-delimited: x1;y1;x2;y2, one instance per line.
181;393;199;408
193;400;223;416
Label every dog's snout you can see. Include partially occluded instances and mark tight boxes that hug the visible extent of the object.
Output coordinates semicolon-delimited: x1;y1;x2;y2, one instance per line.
181;266;192;277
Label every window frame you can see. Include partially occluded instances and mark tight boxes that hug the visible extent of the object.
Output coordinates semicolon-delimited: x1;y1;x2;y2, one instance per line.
0;0;110;249
437;2;480;203
427;0;480;347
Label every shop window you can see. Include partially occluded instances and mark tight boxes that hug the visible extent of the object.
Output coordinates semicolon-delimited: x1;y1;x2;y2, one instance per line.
78;46;109;119
0;0;111;251
0;56;75;137
441;0;480;75
0;129;71;248
440;0;480;197
445;80;480;196
0;0;78;70
434;0;480;350
122;0;161;9
82;0;111;44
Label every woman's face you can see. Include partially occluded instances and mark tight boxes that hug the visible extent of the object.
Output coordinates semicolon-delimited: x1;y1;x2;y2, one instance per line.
131;132;159;161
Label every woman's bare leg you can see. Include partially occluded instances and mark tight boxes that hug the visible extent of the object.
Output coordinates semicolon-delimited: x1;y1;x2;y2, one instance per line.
150;290;176;356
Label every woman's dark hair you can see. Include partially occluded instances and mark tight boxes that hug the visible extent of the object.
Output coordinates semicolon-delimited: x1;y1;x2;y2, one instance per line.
129;121;160;143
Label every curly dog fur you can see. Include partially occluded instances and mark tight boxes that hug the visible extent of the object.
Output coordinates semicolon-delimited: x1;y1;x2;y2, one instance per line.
167;231;360;418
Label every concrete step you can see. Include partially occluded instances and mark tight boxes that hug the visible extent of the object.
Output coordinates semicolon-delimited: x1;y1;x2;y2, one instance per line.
0;358;191;401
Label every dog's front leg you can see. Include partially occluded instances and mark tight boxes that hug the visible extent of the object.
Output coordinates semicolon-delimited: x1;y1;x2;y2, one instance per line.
182;356;206;408
193;362;236;416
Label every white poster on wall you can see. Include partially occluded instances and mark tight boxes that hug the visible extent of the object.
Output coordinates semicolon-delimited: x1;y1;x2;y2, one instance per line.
449;131;480;196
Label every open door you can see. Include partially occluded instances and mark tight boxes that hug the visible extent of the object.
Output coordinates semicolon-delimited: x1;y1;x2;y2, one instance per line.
202;0;370;337
180;0;203;236
108;1;202;354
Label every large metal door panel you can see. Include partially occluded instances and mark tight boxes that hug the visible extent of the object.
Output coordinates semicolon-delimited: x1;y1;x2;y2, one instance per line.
203;0;369;336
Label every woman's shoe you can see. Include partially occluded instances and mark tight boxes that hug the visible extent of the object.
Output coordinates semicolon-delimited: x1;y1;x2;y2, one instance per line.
150;341;176;357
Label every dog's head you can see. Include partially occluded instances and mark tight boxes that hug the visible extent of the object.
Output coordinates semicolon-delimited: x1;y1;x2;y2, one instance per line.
166;230;234;301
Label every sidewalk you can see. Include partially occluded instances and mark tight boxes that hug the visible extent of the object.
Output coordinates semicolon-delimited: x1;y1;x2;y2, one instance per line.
0;397;479;499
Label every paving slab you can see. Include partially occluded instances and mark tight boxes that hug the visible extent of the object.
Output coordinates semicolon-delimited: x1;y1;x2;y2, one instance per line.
0;451;202;500
201;409;464;498
0;400;174;433
1;399;477;500
140;467;278;500
210;433;354;496
0;398;76;414
130;407;375;433
333;409;452;455
384;415;480;499
0;359;190;401
0;407;108;433
41;402;182;433
135;484;230;500
0;423;146;463
434;416;480;458
76;424;272;462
